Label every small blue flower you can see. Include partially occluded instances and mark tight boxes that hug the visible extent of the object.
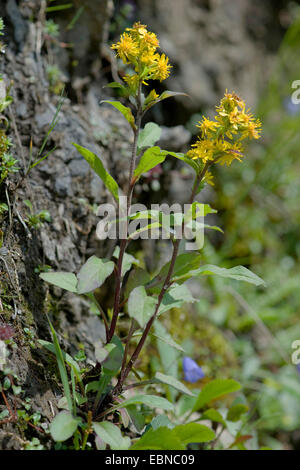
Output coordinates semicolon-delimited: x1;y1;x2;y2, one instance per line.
183;356;205;383
296;364;300;376
283;97;300;116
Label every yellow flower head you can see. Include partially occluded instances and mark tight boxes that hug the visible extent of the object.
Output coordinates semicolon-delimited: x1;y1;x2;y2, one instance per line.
187;140;215;164
197;116;219;137
111;22;171;86
216;142;244;166
187;91;261;173
150;54;172;81
111;33;139;64
144;89;159;105
203;171;214;186
126;22;148;39
123;73;140;93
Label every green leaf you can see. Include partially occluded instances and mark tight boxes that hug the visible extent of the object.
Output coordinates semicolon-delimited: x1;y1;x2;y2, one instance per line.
113;246;139;277
150;332;185;352
191;264;266;287
93;421;131;450
126;405;146;433
133;146;168;181
150;414;174;430
147;253;201;293
50;411;81;442
137;122;161;152
124;268;151;299
128;286;157;328
131;427;185;450
128;221;161;240
39;272;78;293
185;220;223;234
227;404;249;422
0;95;13;113
189;202;217;217
193;379;241;412
102;336;124;375
201;408;226;427
48;320;73;413
72;143;119;201
143;90;188;113
158;284;195;315
167;150;199;172
155;372;194;396
38;340;80;372
118;394;174;412
94;344;109;364
76;256;114;294
154;322;180;403
158;90;189;102
104;82;129;96
173;423;215;445
101;100;136;130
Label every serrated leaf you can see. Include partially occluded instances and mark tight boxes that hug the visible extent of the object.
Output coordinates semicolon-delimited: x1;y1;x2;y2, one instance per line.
72;143;119;201
193;379;241;412
137;122;161;152
77;256;114;294
173;423;215;445
101;100;136;130
93;421;131;450
128;286;157;328
155;372;194;396
133;146;168;181
131;427;185;450
50;411;80;442
40;272;78;293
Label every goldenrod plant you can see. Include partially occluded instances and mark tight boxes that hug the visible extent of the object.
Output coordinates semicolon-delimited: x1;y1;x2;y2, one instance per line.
40;23;264;450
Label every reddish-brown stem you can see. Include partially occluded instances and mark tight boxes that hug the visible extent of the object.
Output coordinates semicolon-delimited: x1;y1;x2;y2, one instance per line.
113;161;212;394
118;319;135;384
107;84;142;343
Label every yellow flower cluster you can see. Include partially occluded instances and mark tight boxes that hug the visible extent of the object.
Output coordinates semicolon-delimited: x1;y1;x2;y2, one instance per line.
187;92;261;173
111;22;172;91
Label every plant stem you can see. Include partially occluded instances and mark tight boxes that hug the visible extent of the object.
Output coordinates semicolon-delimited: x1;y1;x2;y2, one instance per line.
117;319;135;385
92;294;109;342
113;162;212;395
107;84;142;343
